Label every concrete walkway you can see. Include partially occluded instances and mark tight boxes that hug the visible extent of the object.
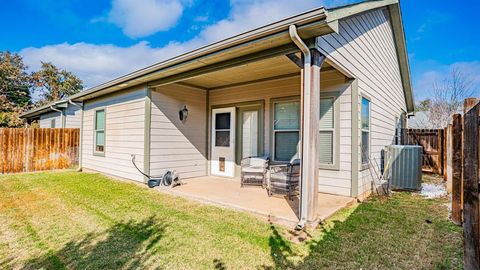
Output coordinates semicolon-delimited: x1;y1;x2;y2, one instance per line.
158;176;355;228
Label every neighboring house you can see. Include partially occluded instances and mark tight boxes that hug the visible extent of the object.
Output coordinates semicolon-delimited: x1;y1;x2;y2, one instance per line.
25;100;83;128
22;0;414;225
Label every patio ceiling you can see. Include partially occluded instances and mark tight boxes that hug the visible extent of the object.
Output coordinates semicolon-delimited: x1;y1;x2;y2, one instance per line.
179;54;336;90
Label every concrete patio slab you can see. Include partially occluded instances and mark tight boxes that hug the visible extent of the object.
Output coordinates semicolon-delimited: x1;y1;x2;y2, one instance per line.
157;176;356;228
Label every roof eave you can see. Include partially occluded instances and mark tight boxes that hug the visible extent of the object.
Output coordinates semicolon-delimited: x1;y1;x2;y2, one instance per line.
325;0;414;113
20;100;68;118
387;3;414;113
22;8;332;118
67;8;331;102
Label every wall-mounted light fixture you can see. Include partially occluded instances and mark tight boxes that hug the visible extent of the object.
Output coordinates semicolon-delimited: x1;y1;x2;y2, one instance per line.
179;105;189;122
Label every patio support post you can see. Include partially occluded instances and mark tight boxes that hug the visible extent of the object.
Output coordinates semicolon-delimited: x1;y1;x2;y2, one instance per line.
301;48;325;223
290;25;326;228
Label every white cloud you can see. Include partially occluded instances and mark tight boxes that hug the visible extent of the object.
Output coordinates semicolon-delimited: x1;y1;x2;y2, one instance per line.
20;41;193;88
107;0;184;38
196;0;353;44
20;0;354;89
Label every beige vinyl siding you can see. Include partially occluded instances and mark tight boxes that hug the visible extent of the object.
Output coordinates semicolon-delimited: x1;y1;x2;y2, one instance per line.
150;84;207;179
319;83;352;196
39;111;62;128
210;73;352;196
65;105;82;128
317;8;407;197
82;87;146;182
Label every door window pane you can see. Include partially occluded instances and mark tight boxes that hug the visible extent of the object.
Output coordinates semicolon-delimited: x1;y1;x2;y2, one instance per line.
274;101;300;129
215;113;231;129
215;131;230;147
275;131;299;162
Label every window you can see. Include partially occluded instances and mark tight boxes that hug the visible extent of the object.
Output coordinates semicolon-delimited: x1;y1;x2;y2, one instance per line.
94;109;105;154
319;97;335;165
215;112;231;147
361;97;370;166
50;119;56;128
273;100;300;161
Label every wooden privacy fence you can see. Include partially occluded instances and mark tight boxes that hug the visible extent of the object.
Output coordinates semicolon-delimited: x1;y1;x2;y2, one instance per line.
441;98;480;270
401;128;444;174
0;128;80;174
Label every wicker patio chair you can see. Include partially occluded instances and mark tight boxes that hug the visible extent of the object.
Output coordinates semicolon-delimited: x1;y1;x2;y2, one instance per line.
240;156;269;188
268;158;300;200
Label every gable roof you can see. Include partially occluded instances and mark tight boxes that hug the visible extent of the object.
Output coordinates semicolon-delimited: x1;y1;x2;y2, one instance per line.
22;0;413;118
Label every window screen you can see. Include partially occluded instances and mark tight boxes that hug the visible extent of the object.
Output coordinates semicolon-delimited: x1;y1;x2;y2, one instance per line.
319;97;334;165
361;98;370;165
275;131;299;162
95;110;105;153
273;101;300;162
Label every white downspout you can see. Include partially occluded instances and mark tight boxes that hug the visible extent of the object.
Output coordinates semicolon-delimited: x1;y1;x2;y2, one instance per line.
68;100;84;172
49;105;64;128
68;99;82;107
50;105;62;113
289;25;310;230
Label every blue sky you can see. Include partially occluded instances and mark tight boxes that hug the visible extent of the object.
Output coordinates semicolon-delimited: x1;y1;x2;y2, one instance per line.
1;0;479;101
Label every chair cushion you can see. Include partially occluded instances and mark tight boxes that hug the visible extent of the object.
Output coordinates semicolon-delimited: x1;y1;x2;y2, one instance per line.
249;158;268;167
242;167;265;173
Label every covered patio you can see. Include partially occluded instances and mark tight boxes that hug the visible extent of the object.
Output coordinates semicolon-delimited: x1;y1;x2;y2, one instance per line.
144;21;355;228
159;177;355;228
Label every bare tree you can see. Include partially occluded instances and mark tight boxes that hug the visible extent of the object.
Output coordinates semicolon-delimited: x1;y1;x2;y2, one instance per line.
428;65;474;128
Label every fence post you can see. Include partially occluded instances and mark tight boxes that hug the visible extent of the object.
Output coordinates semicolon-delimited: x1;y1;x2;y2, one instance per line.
446;124;453;192
452;114;463;225
439;129;445;175
443;128;447;179
463;102;480;270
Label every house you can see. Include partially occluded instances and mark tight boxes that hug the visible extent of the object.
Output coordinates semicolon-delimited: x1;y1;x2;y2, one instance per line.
24;99;82;128
22;0;414;227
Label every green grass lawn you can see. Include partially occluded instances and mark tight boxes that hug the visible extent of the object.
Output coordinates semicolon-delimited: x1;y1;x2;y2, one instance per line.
0;172;462;269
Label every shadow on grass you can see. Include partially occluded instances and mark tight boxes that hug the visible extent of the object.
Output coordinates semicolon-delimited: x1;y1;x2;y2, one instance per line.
23;216;166;270
213;258;226;269
265;194;463;270
260;224;295;269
